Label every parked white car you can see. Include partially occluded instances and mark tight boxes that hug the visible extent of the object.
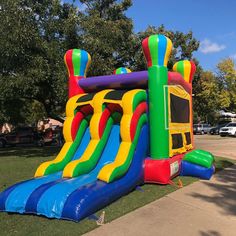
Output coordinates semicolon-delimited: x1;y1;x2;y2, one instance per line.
219;122;236;137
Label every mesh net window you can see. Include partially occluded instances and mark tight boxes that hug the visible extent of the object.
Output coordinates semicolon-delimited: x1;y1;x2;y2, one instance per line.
171;133;183;149
170;94;190;123
185;132;191;145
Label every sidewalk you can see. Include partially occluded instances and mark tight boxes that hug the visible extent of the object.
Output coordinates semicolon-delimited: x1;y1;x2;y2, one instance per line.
85;165;236;236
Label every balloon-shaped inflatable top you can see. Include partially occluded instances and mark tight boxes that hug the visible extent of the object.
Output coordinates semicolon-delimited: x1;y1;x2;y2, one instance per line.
113;67;132;75
173;60;196;83
64;49;91;77
142;34;172;68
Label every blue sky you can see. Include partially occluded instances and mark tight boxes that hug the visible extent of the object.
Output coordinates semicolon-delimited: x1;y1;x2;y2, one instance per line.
126;0;236;71
65;0;236;71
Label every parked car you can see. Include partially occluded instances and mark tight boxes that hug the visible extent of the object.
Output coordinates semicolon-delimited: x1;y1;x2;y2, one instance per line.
193;124;212;135
209;123;229;135
0;127;44;148
41;125;64;146
219;122;236;137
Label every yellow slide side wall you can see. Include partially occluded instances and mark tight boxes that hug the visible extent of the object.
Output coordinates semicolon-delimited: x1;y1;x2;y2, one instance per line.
35;94;87;177
62;90;113;177
98;90;147;182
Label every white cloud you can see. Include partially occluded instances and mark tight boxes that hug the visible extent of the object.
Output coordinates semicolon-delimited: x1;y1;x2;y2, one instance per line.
199;39;226;54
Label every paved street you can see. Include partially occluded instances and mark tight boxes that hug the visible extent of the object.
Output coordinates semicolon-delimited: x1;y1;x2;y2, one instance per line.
194;135;236;160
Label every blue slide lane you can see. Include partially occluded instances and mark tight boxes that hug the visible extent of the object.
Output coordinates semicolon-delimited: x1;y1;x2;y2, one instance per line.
1;127;90;213
72;127;90;161
61;125;148;221
25;128;91;213
0;179;32;211
33;125;120;219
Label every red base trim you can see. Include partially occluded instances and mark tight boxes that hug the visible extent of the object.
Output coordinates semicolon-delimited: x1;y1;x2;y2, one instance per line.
144;154;184;184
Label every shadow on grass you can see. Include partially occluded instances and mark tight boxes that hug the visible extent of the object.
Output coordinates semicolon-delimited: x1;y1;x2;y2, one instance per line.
0;146;60;158
189;164;236;217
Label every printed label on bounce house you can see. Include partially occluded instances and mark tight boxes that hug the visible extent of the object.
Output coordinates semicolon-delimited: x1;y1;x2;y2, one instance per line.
170;161;179;176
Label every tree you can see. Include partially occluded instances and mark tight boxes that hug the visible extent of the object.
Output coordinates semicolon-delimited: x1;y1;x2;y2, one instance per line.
130;25;200;71
0;0;201;126
78;0;134;76
193;70;221;124
0;0;79;125
216;58;236;112
192;58;236;124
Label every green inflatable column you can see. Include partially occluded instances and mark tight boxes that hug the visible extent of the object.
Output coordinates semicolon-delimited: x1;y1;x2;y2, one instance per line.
142;35;172;159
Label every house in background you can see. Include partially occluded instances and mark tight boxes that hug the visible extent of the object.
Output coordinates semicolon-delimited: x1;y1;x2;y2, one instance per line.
0;123;13;134
37;118;63;131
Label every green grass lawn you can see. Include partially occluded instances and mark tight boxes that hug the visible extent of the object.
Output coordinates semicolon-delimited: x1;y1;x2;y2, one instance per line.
0;147;235;236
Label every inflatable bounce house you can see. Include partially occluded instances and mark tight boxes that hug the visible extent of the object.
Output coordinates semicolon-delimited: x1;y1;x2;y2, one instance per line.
0;34;215;222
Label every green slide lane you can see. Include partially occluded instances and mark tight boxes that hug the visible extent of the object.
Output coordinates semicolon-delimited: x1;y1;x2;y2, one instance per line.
68;117;114;177
44;119;89;175
98;114;148;183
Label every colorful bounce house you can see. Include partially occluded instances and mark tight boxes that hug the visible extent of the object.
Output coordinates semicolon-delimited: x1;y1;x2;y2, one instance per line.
0;35;215;222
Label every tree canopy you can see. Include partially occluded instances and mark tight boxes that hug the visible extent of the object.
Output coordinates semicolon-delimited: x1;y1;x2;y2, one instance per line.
1;0;231;126
192;58;236;124
216;58;236;112
0;0;77;124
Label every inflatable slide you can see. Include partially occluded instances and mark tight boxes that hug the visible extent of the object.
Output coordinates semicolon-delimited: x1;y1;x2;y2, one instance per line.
0;34;215;222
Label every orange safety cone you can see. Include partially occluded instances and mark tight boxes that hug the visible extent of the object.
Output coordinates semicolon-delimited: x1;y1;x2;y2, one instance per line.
96;211;105;225
178;178;183;188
